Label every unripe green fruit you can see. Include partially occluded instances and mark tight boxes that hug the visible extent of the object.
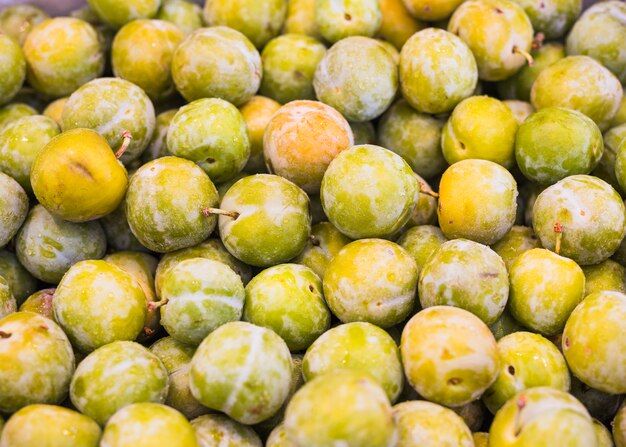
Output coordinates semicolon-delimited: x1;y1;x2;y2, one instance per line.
142;109;176;163
491;225;541;272
88;0;161;28
582;259;626;296
314;0;382;43
192;414;262;447
397;225;447;276
0;172;28;249
293;222;352;279
0;34;25;106
157;0;203;36
0;276;16;319
18;288;55;320
0;103;37;131
503;100;535;123
614;404;626;447
0;5;49;45
511;0;581;39
0;250;38;305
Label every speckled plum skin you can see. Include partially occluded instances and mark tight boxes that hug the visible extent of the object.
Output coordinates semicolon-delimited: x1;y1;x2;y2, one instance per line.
491;225;542;272
18;288;55;320
171;27;262;106
88;0;161;28
419;239;508;325
0;34;25;106
239;96;280;173
126;156;219;253
192;414;262;447
321;145;419;239
0;5;49;45
511;0;581;39
218;174;311;267
393;401;473;447
23;18;104;98
0;103;37;131
0;312;75;414
489;387;596;446
157;0;203;36
294;222;352;279
402;306;499;407
167;98;250;183
532;175;626;265
0;250;38;305
615;404;626;447
563;291;626;394
190;321;293;425
314;37;397;122
0;172;28;249
284;371;396;447
0;404;101;447
314;0;382;43
400;28;477;114
0;276;16;319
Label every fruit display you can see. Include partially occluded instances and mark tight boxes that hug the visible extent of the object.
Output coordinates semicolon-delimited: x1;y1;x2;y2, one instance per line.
1;0;626;445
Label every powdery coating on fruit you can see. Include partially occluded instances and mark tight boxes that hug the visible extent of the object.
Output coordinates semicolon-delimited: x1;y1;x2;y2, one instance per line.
302;322;403;402
266;423;296;447
448;0;533;81
150;336;195;373
567;1;626;83
157;0;203;36
419;239;509;325
264;100;354;194
491;225;542;271
515;107;603;185
293;221;352;279
0;276;16;319
324;239;418;328
377;99;446;179
397;225;447;274
438;159;518;245
403;0;466;20
218;174;311;267
615;139;626;193
112;20;185;102
164;363;208;419
615;404;626;447
314;0;382;43
18;288;55;320
392;400;473;447
100;198;149;253
400;28;477;114
0;5;49;45
378;0;425;49
284;0;321;38
62;78;156;165
410;176;445;226
171;26;262;106
611;97;626;128
502;100;535;124
321;145;419;239
0;173;28;249
240;96;281;173
126;156;219;253
53;260;147;352
532;175;626;265
15;205;106;284
70;341;168;426
88;0;160;28
160;258;244;346
512;0;581;39
563;291;626;394
192;414;262;447
190;321;293;424
155;239;252;297
0;312;74;413
0;35;25;106
314;37;396;122
482;331;570;414
531;56;623;131
602;123;626;190
401;306;499;406
350;120;376;145
0;404;101;447
0;250;38;305
260;34;327;105
594;419;614;447
0;115;60;193
488;387;596;446
99;403;198;447
582;259;626;296
442;96;518;168
23;18;104;98
0;103;37;131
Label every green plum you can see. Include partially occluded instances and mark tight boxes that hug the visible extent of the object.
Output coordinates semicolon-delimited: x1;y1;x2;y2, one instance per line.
150;336;195;373
489;310;526;340
0;250;38;305
100;199;149;253
602;123;626;191
88;0;161;28
377;99;447;179
593;420;614;447
239;96;280;173
141;109;176;163
218;174;310;267
582;260;626;296
0;34;25;106
314;0;382;43
314;37;397;122
293;222;352;279
474;433;490;447
18;288;55;320
284;0;321;39
532;175;626;265
190;321;293;424
171;27;261;105
491;225;542;271
0;172;28;249
0;312;74;413
531;55;623;131
157;0;203;36
0;276;16;319
614;404;626;447
509;248;585;335
614;139;626;193
397;225;447;276
379;0;427;49
0;5;49;45
266;423;295;447
23;18;104;98
167;98;250;183
511;0;581;39
503;100;535;123
419;238;509;325
350;120;376;145
0;103;37;130
321;145;418;239
402;0;466;21
192;414;262;447
400;28;477;114
610;97;626;128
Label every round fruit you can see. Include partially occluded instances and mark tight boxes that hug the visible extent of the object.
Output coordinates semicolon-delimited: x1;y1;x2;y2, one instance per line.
491;225;541;271
293;221;352;279
0;34;25;106
397;225;447;275
18;288;55;320
239;96;280;173
511;0;581;39
582;259;626;296
0;103;37;130
378;0;425;49
314;0;382;43
0;5;49;45
157;0;203;36
192;414;262;447
0;276;16;319
0;250;38;305
402;0;465;20
142;109;176;163
284;0;320;38
87;0;161;28
0;172;28;249
614;404;626;447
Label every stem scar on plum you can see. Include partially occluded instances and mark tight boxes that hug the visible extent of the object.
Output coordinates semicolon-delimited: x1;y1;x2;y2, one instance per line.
419;181;439;199
115;130;132;159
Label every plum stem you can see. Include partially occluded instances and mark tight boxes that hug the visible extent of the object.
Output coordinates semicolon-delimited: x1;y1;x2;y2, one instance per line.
309;234;320;246
513;46;534;66
147;299;168;311
114;130;132;159
202;207;240;219
143;326;155;336
531;32;545;50
419;181;439;199
0;331;11;338
554;221;563;255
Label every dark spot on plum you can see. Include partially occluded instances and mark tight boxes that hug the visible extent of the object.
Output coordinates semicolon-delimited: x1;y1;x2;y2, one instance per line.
294;70;305;80
0;331;11;338
448;377;462;385
580;210;586;216
205;157;215;164
540;2;545;7
71;161;94;180
448;220;453;224
507;365;515;375
564;337;570;348
344;13;352;20
481;272;499;278
460;141;466;149
495;7;503;13
308;284;315;292
424;5;431;11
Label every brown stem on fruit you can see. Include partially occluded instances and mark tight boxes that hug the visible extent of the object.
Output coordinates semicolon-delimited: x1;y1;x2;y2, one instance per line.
114;130;132;159
531;32;545;50
513;46;534;66
309;234;320;246
0;331;11;338
39;324;49;330
143;326;155;336
202;207;240;219
147;299;168;311
419;182;439;199
554;221;563;255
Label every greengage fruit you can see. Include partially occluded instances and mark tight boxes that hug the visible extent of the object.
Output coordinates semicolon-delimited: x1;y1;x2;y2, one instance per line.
0;34;25;106
0;172;28;249
293;221;352;279
239;96;280;173
0;5;48;45
314;0;382;43
88;0;161;28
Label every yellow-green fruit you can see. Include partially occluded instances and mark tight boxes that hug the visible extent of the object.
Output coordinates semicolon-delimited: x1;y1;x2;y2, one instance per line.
448;0;533;81
294;222;352;279
503;100;535;124
0;103;37;131
142;108;177;163
582;259;626;296
192;414;262;447
593;419;614;447
442;95;518;168
239;96;280;173
18;288;55;321
511;0;581;39
42;97;68;127
438;159;518;245
474;432;490;447
615;139;626;193
393;400;473;447
111;19;185;102
563;291;626;394
0;250;38;305
0;172;28;249
30;128;128;223
0;404;101;447
88;0;161;28
157;0;203;36
397;225;447;276
403;0;466;21
401;306;499;407
491;225;542;271
203;0;287;49
489;387;596;447
324;239;418;328
379;0;426;50
314;0;382;43
283;0;322;39
266;423;296;447
284;371;396;447
610;97;626;129
0;34;25;107
509;248;585;336
614;404;626;447
350;120;376;145
23;18;104;98
0;276;16;320
0;5;49;45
